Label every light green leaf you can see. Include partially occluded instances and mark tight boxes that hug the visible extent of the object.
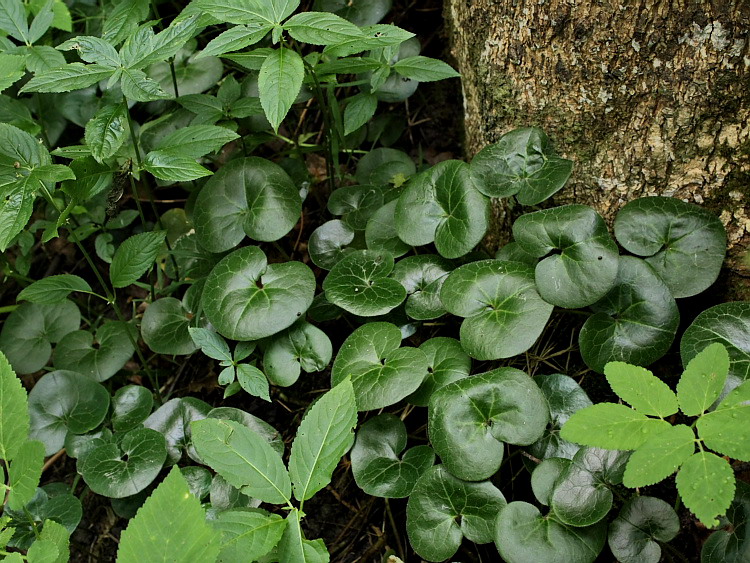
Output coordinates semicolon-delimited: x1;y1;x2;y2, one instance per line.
676;451;735;528
288;379;357;501
236;364;271;402
0;352;28;461
154;125;239;159
84;102;128;163
212;509;286;562
697;386;750;461
26;538;58;563
143;151;212;182
7;440;44;510
102;0;149;45
393;55;459;81
27;0;54;43
323;23;414;58
701;480;750;563
285;12;363;45
623;424;696;488
109;230;166;288
677;342;730;416
57;36;120;67
117;466;222;563
560;403;671;450
127;15;202;69
37;519;69;563
120;68;170;102
198;24;273;58
258;47;304;131
193;0;275;25
20;63;115;93
604;362;678;417
276;510;329;563
0;0;29;42
24;45;65;74
192;418;292;505
0;54;26;92
343;93;377;135
188;327;231;362
17;275;92;305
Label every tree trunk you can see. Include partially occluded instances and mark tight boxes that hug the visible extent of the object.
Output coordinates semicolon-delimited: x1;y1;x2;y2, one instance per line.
446;0;750;297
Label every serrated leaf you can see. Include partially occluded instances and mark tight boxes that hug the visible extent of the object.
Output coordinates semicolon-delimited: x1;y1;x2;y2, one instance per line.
192;418;292;505
120;68;169;102
199;24;273;58
276;510;329;563
236;364;271;402
117;466;222;563
102;0;149;45
604;362;678;417
0;54;26;92
344;93;378;135
20;63;115;93
143;151;212;182
288;379;357;501
7;440;44;510
17;275;92;305
58;36;120;67
697;392;750;461
0;352;28;461
323;23;414;58
84;102;128;162
193;0;275;25
393;55;459;81
154;125;239;159
701;480;750;563
212;508;286;562
259;47;304;131
677;342;730;416
561;403;671;450
27;0;54;43
188;327;231;362
109;230;166;288
676;451;735;528
285;12;363;45
623;424;696;487
37;519;69;563
0;0;29;42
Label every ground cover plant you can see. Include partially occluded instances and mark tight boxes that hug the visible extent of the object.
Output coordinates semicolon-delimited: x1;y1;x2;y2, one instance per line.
0;0;749;562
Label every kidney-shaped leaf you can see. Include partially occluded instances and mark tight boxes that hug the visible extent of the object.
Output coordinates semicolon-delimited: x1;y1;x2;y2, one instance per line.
263;321;332;387
407;465;506;562
440;259;553;360
203;246;315;341
512;205;619;308
364;199;410;257
531;457;571;506
355;147;416;186
495;502;606;563
407;337;470;407
141;297;198;356
308;219;362;270
428;367;549;481
395;160;490;259
391;254;452;320
323;249;405;317
327;184;383;231
469;127;573;205
608;496;679;563
77;428;167;498
331;322;428;411
351;413;434;498
579;256;679;373
194;157;301;252
28;370;110;455
53;321;135;381
614;196;726;298
144;397;211;465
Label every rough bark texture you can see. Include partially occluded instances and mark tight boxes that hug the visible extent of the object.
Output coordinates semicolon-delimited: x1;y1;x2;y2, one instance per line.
446;0;750;297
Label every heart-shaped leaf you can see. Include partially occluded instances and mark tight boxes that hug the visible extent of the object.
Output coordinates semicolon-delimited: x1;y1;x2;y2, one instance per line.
144;397;212;465
364;199;410;257
328;184;383;230
308;219;364;270
203;246;315;341
355;147;416;185
530;457;571;506
207;407;284;457
701;480;750;563
495;241;537;266
512;205;619;308
322;249;405;317
4;488;82;550
263;321;332;387
77;428;167;498
406;465;506;562
681;302;750;394
0;300;80;374
351;413;434;498
495;502;606;563
440;259;553;360
407;337;471;407
608;496;680;563
395;160;490;259
579;256;679;373
28;370;110;455
428;367;549;481
527;373;593;461
331;322;428;411
614;196;726;298
469;127;573;205
391;254;452;320
193;157;301;252
112;385;154;433
141;297;198;355
550;446;630;527
53;321;136;381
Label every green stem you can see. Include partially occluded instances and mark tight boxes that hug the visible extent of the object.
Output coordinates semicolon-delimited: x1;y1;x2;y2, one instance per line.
0;305;18;314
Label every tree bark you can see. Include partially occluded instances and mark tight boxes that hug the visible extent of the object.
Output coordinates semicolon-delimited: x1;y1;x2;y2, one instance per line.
446;0;750;297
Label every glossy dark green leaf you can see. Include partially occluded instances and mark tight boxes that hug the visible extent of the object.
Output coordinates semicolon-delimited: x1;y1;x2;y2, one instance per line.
579;256;679;373
53;321;135;382
323;249;405;316
550;446;630;527
440;260;553;360
428;367;548;481
264;321;332;387
147;51;223;97
614;196;726;298
144;397;212;465
207;407;284;457
314;0;391;26
331;322;428;411
608;496;679;563
308;219;362;270
469;127;573;204
527;373;592;461
212;508;286;562
109;231;166;288
495;502;606;563
530;457;571;506
28;370;110;455
391;254;452;320
406;465;506;562
364;199;410;257
355;147;415;186
194;157;301;252
64;428;113;460
203;246;315;341
77;428;167;498
141;297;198;356
407;337;470;407
181;466;212;500
512;205;619;308
681;302;750;394
17;275;92;305
0;301;80;374
701;480;750;563
351;413;434;498
112;385;154;433
328;184;383;231
4;488;81;550
495;241;538;266
395;160;490;258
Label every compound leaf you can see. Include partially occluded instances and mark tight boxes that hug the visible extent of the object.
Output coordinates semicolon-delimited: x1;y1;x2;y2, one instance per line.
676;451;735;528
677;342;730;417
604;362;678;417
623;424;696;488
